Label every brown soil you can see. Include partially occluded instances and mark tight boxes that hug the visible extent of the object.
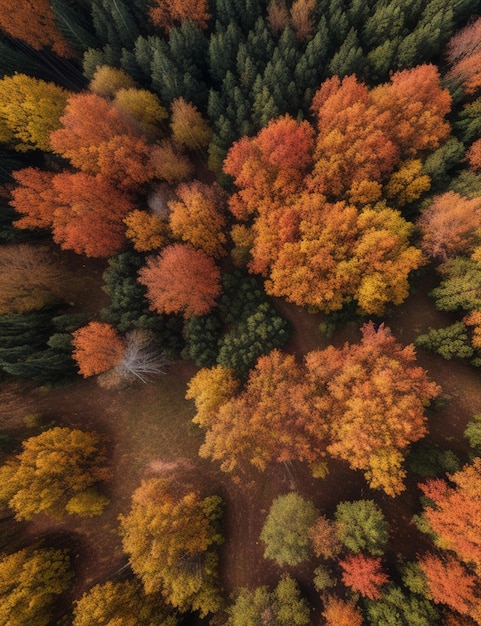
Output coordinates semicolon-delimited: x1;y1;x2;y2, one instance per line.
4;256;481;623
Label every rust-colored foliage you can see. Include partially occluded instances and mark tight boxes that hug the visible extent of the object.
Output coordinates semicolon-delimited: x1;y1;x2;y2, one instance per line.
306;322;440;496
150;139;194;184
418;553;478;616
340;554;389;600
149;0;210;31
290;0;316;41
310;75;398;198
198;350;328;473
168;180;227;257
371;64;451;155
0;244;65;314
322;596;363;626
447;17;481;95
50;93;154;190
0;0;73;56
11;167;58;230
309;515;342;559
417;191;481;261
138;244;221;318
53;172;134;257
224;114;315;219
72;322;125;378
223;70;446;315
13;170;134;257
420;458;481;570
467;139;481;172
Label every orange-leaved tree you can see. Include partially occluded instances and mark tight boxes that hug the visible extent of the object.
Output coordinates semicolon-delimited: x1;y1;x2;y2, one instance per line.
72;322;125;377
197;349;328;475
417;191;481;261
149;0;210;31
224;114;315;219
306;322;440;496
418;553;480;617
49;93;155;190
322;596;364;626
339;554;389;600
419;457;481;570
0;0;73;56
168;180;228;257
138;244;221;318
11;169;135;257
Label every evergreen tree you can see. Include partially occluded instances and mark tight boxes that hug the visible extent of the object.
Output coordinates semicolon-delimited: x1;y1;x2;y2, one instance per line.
209;22;244;84
328;28;365;77
50;0;99;53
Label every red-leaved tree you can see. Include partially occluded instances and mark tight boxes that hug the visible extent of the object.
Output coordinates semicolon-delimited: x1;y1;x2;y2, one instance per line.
72;322;125;378
340;554;389;600
138;244;221;318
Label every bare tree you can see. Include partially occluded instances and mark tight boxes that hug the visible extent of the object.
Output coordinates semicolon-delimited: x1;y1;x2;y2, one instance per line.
98;330;167;387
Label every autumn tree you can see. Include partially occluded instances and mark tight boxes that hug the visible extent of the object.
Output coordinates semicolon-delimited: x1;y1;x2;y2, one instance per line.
306;322;439;495
149;0;210;32
228;575;310;626
290;0;317;41
12;170;136;257
119;477;223;617
186;365;240;429
72;580;178;626
198;349;328;474
334;500;389;556
446;17;481;94
89;65;136;98
72;322;125;377
309;514;342;560
170;97;212;150
418;553;480;617
340;554;389;600
138;244;221;318
123;210;167;252
98;329;167;387
468;140;481;173
168;180;227;257
0;244;65;314
417;192;481;260
419;457;481;569
321;596;363;626
370;64;451;156
0;0;73;57
0;74;69;152
149;139;194;183
49;93;154;191
0;427;110;520
260;492;319;566
114;88;168;140
224;114;315;219
262;196;423;315
0;548;72;626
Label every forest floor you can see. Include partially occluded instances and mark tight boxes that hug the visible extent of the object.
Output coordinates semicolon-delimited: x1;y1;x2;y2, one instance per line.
4;254;481;624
